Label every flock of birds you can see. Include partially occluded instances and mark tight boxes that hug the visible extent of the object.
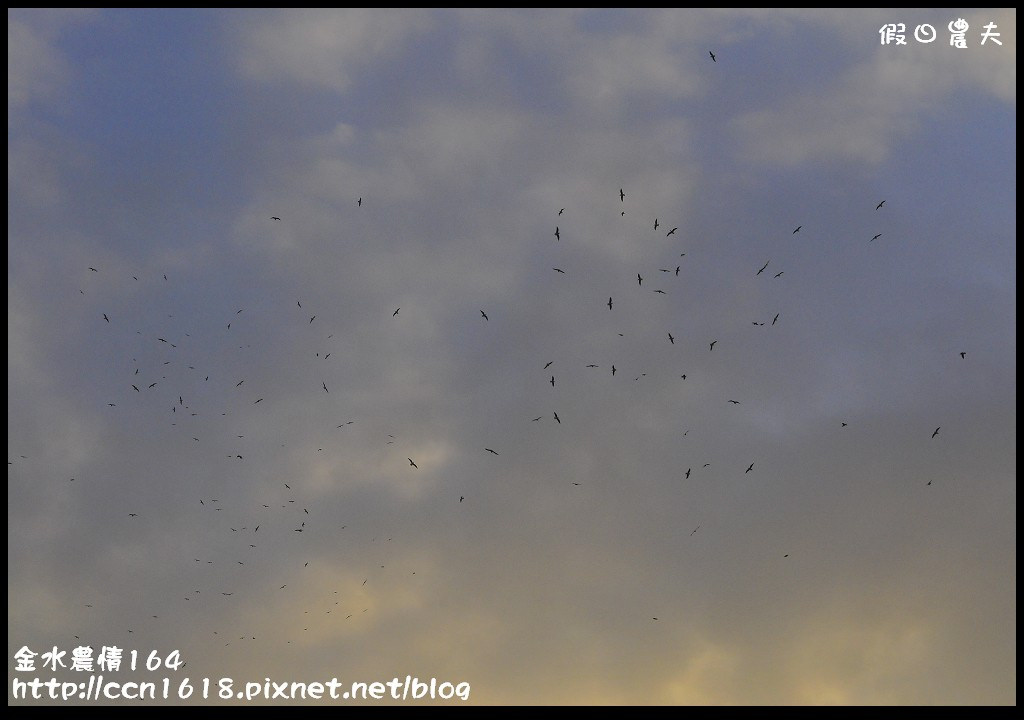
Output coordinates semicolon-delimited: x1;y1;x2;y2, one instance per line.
8;47;969;679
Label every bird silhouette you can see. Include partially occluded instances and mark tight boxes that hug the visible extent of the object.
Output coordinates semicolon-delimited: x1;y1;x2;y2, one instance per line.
931;427;940;438
553;267;565;274
481;310;489;321
876;200;885;210
611;365;617;376
757;260;770;276
408;458;418;468
793;226;802;234
871;234;882;241
544;361;554;369
620;188;625;202
668;333;675;344
271;217;281;221
555;226;560;240
485;448;499;455
772;313;779;325
774;271;784;278
550;376;555;387
709;340;717;351
709;51;716;62
638;273;643;286
553;411;561;424
608;297;613;310
745;463;754;473
666;227;678;236
393;308;400;316
358;197;362;206
685;468;691;479
103;313;109;322
960;352;966;359
559;208;564;215
728;400;740;404
654;218;659;230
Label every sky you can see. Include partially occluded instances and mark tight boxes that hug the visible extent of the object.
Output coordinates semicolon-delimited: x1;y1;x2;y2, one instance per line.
7;8;1016;706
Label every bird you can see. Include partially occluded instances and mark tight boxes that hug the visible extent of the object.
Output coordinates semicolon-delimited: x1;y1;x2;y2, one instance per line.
553;267;565;274
103;313;109;322
793;226;802;233
408;458;418;468
485;448;499;455
480;310;489;321
638;273;643;286
841;422;847;427
393;308;400;316
685;468;691;479
774;271;784;278
654;219;659;230
871;234;882;241
128;513;138;517
550;376;555;387
559;208;564;215
532;416;542;422
607;297;613;310
709;340;717;351
236;380;244;387
554;226;560;240
709;51;716;62
772;313;779;326
358;197;362;206
553;412;561;424
668;333;675;344
960;352;966;359
728;400;740;404
620;188;625;202
675;266;680;276
322;381;328;393
654;289;666;294
89;267;98;272
544;361;554;369
271;217;281;221
309;316;316;324
611;365;617;376
757;260;770;276
459;496;464;503
931;427;940;438
876;200;885;210
132;385;140;392
666;227;678;236
745;463;754;473
586;364;598;368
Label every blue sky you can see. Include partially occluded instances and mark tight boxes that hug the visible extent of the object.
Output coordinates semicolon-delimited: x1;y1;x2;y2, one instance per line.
8;8;1016;705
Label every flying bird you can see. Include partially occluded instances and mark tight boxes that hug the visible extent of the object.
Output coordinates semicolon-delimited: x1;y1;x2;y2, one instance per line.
757;260;770;276
309;316;316;324
960;352;966;359
620;188;625;202
271;216;281;221
685;468;691;479
358;197;362;206
554;226;560;240
408;458;418;468
931;427;940;438
550;376;555;387
709;51;716;62
393;308;400;316
876;200;885;210
772;313;779;326
709;340;717;351
611;365;617;376
103;313;109;322
485;448;499;455
608;297;613;310
654;219;659;230
553;411;561;424
745;463;754;473
89;267;98;272
871;234;882;241
544;361;554;369
558;208;564;215
638;273;643;286
666;227;678;236
728;400;740;404
323;381;328;393
132;385;140;392
793;226;802;233
774;271;784;278
668;333;675;344
553;267;565;274
480;310;489;321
